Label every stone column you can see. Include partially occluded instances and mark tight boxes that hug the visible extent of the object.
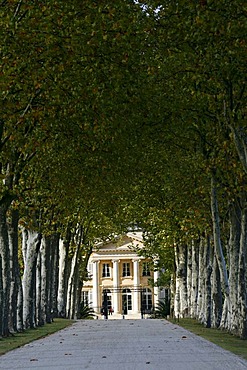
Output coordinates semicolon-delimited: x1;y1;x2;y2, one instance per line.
133;259;140;313
153;269;159;309
112;260;119;313
92;261;99;313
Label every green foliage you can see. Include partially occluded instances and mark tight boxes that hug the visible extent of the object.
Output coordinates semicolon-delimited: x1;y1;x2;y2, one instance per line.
152;299;170;319
78;303;95;320
120;0;247;254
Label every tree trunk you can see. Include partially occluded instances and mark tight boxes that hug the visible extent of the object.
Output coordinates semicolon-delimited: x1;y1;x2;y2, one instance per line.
57;227;71;318
50;233;59;319
186;243;192;316
36;251;43;326
8;208;21;333
22;229;42;329
210;174;230;329
66;244;80;319
17;279;24;332
66;225;83;319
169;273;175;318
228;124;247;175
238;194;247;339
41;236;51;324
0;202;12;336
211;255;222;328
174;244;188;318
205;235;213;328
191;240;199;318
228;200;241;334
197;238;206;323
0;254;3;336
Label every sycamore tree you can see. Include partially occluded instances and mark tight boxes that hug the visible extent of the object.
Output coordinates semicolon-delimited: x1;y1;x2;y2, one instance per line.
1;0;246;338
0;0;152;332
122;0;247;337
0;0;146;333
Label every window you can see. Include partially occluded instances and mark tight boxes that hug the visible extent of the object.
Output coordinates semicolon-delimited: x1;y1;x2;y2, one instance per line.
160;288;169;301
142;262;151;276
122;262;130;277
122;288;132;311
102;263;110;277
102;289;112;310
142;288;152;311
82;291;89;305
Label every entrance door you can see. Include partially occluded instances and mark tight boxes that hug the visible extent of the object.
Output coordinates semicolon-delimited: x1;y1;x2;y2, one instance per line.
122;288;132;314
102;289;112;313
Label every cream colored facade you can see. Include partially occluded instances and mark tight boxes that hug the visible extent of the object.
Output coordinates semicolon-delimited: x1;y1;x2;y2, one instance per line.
82;232;161;317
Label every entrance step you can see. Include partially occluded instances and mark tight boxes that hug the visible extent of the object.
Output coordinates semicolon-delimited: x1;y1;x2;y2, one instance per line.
95;313;148;320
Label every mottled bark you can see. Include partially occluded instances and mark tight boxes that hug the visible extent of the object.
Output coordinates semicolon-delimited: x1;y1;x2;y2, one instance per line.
42;237;50;324
229;125;247;176
169;273;175;318
197;238;206;323
17;284;23;332
205;235;212;328
186;243;192;316
0;202;12;336
66;244;80;319
228;200;241;334
0;254;3;336
8;209;21;332
50;233;59;318
174;244;188;318
22;229;42;329
57;228;71;318
238;195;247;339
36;251;42;326
67;225;83;319
211;175;230;296
211;255;222;328
211;174;230;329
191;241;199;318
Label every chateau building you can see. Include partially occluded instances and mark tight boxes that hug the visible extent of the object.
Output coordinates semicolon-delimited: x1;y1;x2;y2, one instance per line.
82;232;166;317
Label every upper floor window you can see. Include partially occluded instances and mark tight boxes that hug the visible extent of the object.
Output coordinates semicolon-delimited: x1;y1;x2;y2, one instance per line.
122;262;131;277
142;262;151;276
102;263;110;277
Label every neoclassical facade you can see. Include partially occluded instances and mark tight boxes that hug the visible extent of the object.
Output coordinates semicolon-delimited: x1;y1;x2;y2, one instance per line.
82;232;163;316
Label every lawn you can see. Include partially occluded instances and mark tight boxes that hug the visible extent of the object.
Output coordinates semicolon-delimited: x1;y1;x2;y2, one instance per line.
170;318;247;361
0;319;74;356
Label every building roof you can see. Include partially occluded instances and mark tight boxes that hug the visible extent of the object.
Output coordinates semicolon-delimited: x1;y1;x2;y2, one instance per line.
90;233;144;261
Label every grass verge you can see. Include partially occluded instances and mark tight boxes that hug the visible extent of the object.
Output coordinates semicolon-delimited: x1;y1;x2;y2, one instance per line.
0;319;74;356
169;318;247;361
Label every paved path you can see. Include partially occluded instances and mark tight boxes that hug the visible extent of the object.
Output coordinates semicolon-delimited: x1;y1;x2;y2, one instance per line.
0;319;247;370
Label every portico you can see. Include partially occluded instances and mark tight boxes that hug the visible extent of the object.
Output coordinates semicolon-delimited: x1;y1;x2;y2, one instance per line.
82;232;161;316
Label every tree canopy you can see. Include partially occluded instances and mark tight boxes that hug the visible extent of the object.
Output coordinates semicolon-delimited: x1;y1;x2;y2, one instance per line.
0;0;247;337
